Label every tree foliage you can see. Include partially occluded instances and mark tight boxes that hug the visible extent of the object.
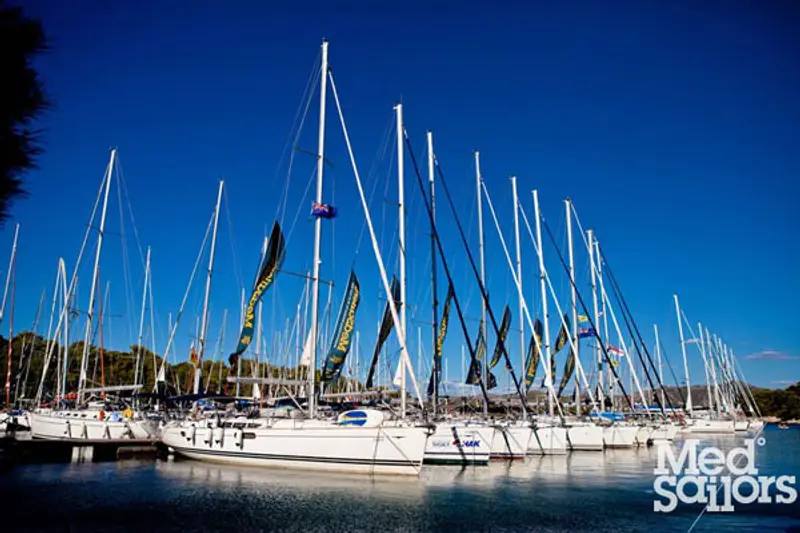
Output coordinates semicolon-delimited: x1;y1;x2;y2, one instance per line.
752;383;800;421
0;1;50;222
0;332;359;407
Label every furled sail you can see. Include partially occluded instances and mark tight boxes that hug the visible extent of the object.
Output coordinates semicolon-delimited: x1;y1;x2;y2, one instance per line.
488;306;512;369
465;319;486;385
524;318;543;390
227;221;286;369
427;282;454;396
321;270;361;382
553;314;570;355
299;330;312;367
557;347;575;398
365;276;401;389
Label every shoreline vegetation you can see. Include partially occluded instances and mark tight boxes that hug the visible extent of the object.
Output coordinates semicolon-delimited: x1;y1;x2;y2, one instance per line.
0;333;798;422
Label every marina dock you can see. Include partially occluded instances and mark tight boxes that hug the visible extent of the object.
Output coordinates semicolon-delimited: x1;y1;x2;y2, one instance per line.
0;433;159;466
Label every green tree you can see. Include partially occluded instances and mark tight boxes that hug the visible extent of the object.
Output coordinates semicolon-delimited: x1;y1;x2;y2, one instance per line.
0;2;50;222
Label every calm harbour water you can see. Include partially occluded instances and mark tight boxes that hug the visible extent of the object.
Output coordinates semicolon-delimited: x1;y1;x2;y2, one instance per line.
1;426;798;532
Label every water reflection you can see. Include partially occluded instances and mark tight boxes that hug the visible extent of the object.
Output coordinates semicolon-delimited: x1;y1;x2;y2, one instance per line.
2;428;798;532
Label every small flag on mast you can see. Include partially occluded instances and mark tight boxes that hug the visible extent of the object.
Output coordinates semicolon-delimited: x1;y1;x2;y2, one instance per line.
311;202;337;219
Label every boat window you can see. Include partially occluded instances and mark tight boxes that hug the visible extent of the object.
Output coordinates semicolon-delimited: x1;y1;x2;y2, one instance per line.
242;432;256;439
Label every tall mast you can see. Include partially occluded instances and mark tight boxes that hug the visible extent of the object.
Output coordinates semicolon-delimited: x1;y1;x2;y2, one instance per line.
254;236;267;402
0;223;19;323
673;294;692;416
594;239;615;409
587;230;604;411
427;130;439;416
237;287;244;397
308;39;329;418
59;259;68;401
134;247;150;389
194;180;224;395
77;149;115;403
532;190;553;417
4;227;17;408
654;324;665;410
395;103;408;418
697;324;713;413
474;151;488;417
565;199;580;415
511;177;526;420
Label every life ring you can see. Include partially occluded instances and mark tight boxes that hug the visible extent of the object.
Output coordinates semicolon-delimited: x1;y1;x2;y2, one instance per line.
122;409;134;420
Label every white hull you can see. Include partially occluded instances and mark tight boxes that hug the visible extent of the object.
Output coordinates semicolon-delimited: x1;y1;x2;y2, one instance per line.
566;424;604;451
29;410;153;441
0;411;30;431
424;423;492;465
650;423;678;443
635;426;653;447
689;419;736;434
161;417;429;476
490;424;531;459
602;425;638;448
734;420;749;432
530;426;568;455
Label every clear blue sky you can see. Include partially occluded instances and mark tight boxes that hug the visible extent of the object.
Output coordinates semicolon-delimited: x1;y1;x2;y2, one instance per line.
3;0;799;392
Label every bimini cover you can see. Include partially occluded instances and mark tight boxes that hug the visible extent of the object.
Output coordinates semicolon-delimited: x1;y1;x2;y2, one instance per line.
591;411;626;422
336;409;384;427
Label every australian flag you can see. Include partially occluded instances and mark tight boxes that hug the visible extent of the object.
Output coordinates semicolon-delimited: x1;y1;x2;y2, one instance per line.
311;202;337;219
578;327;596;339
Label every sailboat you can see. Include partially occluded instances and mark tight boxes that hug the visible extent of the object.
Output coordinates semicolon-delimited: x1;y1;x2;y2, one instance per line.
28;150;155;442
673;296;737;434
161;40;431;475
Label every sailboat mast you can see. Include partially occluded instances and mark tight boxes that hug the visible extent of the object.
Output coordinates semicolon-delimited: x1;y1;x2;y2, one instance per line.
533;190;553;417
654;324;665;410
59;260;68;400
77;149;116;403
587;230;603;411
134;247;150;389
511;177;526;420
0;223;19;323
4;227;17;408
237;288;244;397
395;103;408;418
427;131;439;415
673;294;692;416
474;151;488;417
565;199;579;415
254;235;267;402
308;39;329;418
194;180;224;395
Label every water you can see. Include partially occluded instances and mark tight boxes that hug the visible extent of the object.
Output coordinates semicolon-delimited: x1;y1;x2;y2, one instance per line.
2;426;798;532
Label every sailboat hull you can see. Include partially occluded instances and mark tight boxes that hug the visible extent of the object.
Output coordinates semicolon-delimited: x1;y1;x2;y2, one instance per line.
650;423;678;443
566;424;604;451
602;425;638;448
424;424;491;465
161;419;430;476
530;426;568;455
489;424;531;459
29;410;154;441
690;419;736;434
635;425;653;447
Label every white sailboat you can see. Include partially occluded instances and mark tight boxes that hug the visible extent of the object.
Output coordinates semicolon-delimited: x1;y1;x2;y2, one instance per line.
29;149;155;442
162;40;431;475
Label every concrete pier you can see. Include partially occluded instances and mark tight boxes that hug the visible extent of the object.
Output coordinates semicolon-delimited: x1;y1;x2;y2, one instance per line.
0;434;158;466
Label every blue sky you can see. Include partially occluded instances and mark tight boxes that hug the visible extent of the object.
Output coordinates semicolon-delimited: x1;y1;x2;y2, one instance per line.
3;0;798;392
